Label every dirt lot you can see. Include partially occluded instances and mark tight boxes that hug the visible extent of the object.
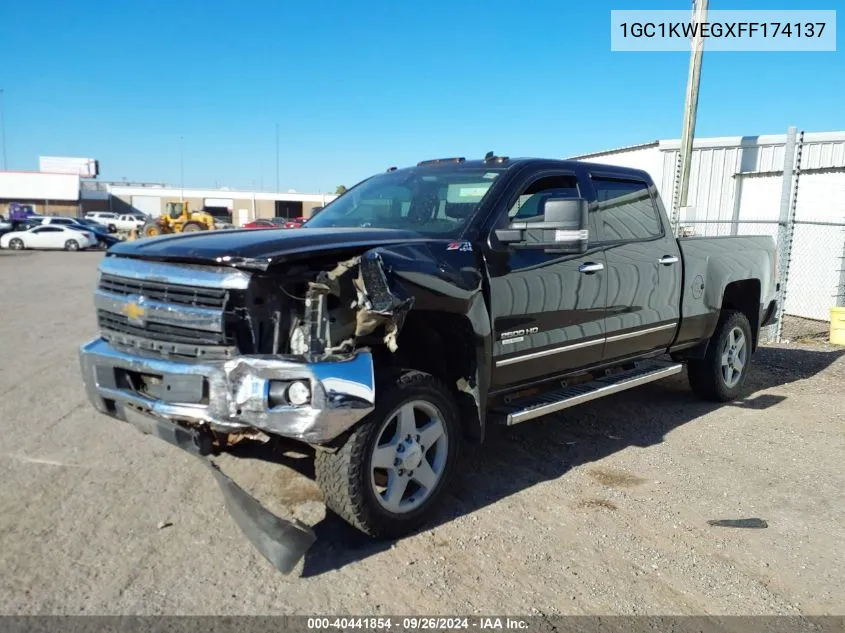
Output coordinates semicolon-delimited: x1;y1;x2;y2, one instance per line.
0;250;842;616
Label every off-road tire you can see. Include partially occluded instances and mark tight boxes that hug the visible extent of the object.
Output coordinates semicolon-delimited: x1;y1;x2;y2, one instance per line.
687;310;753;402
181;221;205;232
64;239;80;251
143;222;161;237
9;238;24;250
314;370;461;539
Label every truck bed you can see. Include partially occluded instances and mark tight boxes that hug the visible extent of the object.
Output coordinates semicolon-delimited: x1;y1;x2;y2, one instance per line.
676;235;778;348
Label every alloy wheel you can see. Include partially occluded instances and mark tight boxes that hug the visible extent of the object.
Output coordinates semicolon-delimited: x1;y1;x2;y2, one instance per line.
369;400;449;514
720;326;747;388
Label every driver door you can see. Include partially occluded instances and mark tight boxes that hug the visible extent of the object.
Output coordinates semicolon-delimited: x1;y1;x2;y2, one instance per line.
486;170;607;389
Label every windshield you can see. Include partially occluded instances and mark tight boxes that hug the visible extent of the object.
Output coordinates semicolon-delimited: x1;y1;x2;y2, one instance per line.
305;168;504;236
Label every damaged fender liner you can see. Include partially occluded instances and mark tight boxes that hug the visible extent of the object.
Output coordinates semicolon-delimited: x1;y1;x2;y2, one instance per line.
303;251;414;358
121;405;316;574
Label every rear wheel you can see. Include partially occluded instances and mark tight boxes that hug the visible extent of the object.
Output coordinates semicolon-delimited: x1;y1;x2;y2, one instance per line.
143;222;161;237
688;310;752;402
181;221;205;232
64;239;80;251
9;238;24;250
314;370;460;538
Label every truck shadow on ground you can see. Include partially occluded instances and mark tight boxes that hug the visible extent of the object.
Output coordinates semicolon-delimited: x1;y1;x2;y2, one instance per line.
291;345;843;577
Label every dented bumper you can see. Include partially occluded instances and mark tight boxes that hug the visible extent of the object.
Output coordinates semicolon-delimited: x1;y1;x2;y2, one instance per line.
79;337;375;444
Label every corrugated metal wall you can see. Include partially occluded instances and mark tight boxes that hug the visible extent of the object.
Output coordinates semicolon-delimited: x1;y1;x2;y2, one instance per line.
657;132;845;227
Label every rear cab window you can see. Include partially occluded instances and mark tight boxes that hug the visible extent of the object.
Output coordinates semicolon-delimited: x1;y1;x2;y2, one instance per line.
591;176;663;242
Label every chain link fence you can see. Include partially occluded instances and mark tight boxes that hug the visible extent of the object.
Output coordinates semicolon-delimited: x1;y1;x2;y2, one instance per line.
678;207;845;344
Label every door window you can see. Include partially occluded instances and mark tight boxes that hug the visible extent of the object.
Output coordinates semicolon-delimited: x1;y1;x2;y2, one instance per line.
592;177;662;241
508;175;580;223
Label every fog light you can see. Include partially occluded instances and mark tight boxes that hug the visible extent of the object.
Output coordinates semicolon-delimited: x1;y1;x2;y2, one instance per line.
287;380;311;406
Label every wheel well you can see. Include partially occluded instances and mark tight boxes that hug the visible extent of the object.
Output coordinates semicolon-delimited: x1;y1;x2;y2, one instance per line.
391;311;482;441
722;279;761;350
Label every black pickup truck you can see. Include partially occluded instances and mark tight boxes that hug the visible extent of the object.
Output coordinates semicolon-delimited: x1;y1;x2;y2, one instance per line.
80;155;778;572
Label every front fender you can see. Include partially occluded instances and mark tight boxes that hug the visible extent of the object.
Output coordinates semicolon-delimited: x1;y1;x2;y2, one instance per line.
367;242;492;441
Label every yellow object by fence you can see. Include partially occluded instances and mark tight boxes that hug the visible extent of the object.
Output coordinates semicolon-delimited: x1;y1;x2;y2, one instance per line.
831;307;845;345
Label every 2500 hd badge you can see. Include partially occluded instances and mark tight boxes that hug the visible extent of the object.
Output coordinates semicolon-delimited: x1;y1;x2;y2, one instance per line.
500;326;540;344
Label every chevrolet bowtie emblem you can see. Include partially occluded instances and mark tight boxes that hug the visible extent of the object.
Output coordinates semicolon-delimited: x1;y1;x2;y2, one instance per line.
121;296;147;326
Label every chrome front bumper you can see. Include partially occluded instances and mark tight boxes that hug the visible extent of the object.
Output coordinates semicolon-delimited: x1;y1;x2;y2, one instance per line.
79;338;375;444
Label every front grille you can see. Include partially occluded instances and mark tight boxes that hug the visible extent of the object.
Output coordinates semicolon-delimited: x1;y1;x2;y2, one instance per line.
99;274;228;309
98;310;228;346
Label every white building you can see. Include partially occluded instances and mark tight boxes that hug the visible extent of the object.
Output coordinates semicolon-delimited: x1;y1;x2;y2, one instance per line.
0;171;82;216
0;170;337;226
570;131;845;322
99;184;336;225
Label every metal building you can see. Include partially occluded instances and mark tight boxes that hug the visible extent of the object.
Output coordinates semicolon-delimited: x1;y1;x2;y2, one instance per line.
99;184;336;225
571;131;845;325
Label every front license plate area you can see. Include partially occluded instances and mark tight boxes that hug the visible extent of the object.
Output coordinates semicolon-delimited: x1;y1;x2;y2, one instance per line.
114;368;207;404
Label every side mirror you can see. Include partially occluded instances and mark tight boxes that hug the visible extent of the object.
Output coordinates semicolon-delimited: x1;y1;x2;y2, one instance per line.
495;197;589;253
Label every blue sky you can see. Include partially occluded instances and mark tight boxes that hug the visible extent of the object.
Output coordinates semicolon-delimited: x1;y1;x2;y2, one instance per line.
2;0;842;192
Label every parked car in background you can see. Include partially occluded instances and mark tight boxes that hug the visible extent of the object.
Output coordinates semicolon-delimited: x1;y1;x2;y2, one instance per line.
76;219;122;249
282;216;306;229
84;212;119;232
36;216;92;230
242;219;278;229
84;212;146;233
110;213;146;232
202;207;235;230
1;224;97;251
0;215;11;237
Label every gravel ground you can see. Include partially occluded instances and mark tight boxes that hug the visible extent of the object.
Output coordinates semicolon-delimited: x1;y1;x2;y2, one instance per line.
0;251;842;616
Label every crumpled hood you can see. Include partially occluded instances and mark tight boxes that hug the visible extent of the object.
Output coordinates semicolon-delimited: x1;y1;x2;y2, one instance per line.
108;227;437;270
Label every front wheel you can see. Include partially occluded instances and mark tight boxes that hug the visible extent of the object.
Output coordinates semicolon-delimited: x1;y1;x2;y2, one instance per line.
9;238;24;250
687;310;752;401
314;370;460;538
64;239;80;251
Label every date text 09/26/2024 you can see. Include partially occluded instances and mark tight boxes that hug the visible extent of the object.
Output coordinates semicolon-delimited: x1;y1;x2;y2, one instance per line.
307;617;530;630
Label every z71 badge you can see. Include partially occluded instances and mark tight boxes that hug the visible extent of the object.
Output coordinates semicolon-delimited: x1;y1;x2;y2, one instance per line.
446;241;473;252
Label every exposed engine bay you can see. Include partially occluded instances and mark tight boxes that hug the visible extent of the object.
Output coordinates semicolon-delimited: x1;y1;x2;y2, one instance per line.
228;251;414;361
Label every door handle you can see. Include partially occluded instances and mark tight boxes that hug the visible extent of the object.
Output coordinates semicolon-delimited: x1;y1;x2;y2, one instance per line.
578;262;604;274
659;255;679;265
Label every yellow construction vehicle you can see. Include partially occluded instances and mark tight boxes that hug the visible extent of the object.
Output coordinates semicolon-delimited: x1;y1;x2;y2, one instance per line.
142;201;216;238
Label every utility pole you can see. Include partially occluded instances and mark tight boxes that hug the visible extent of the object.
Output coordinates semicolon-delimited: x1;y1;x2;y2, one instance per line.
672;0;709;236
179;135;185;202
0;88;7;170
275;122;280;192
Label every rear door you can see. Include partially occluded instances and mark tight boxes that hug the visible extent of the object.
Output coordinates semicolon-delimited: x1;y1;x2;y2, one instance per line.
486;168;608;388
587;172;681;361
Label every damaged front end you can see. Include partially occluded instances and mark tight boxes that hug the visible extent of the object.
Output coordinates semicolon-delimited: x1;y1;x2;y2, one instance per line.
79;251;414;573
298;251;414;358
